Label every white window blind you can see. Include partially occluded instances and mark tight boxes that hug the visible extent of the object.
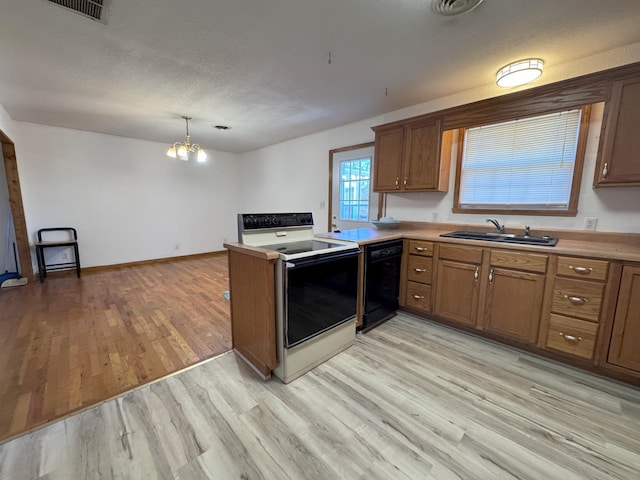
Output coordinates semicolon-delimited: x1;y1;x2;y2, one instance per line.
459;109;582;210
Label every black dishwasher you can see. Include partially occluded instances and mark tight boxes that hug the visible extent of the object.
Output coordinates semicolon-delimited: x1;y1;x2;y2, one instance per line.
362;240;403;331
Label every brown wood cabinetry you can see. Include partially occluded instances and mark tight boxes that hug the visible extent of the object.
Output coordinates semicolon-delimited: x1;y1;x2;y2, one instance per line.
227;248;278;377
608;265;640;372
481;250;547;344
594;77;640;187
434;244;482;326
542;255;608;361
372;119;451;192
402;240;433;314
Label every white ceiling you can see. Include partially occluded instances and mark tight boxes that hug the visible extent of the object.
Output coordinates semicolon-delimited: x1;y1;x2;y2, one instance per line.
1;0;640;153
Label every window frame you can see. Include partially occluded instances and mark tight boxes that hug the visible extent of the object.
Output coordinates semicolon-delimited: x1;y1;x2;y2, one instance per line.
338;156;372;223
452;104;592;216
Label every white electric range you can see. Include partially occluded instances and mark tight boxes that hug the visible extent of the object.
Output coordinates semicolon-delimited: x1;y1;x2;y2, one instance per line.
238;212;360;383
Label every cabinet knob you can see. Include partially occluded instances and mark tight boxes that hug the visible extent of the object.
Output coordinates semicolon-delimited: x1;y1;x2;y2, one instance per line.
569;265;593;274
559;332;583;344
602;162;608;178
403;177;407;187
564;294;588;305
395;177;399;189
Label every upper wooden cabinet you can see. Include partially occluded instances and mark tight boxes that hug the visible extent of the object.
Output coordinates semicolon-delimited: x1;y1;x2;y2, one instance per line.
594;77;640;187
372;118;452;193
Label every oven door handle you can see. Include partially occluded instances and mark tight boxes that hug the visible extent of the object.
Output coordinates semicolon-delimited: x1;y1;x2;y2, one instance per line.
285;248;361;269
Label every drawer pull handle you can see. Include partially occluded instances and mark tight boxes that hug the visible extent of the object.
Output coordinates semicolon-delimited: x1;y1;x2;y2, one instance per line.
474;266;479;282
415;247;426;252
564;294;588;305
414;268;427;273
395;177;399;189
403;177;407;187
412;294;425;300
569;265;593;274
559;332;583;344
602;162;608;178
488;268;494;284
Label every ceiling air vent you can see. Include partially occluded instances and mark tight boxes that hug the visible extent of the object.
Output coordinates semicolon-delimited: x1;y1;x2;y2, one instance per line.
432;0;483;16
47;0;111;24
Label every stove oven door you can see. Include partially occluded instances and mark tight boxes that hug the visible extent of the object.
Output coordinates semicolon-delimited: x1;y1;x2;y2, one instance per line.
283;249;359;348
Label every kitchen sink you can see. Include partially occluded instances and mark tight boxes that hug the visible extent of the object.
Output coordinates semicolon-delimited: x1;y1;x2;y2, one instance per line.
440;231;558;246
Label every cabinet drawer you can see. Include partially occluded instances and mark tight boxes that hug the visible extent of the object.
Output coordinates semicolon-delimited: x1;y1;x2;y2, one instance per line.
405;281;432;313
438;244;482;264
546;314;599;360
407;240;433;256
407;256;433;284
490;249;547;273
552;277;604;322
556;256;608;282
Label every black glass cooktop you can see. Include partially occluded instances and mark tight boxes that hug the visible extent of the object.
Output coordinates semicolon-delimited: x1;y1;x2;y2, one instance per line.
261;240;344;255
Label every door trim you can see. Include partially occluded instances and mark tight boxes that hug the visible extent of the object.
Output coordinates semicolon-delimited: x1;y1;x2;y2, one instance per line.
1;130;32;278
328;141;384;232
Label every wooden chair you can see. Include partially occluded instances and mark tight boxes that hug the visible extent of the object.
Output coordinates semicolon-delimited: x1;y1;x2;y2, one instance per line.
35;228;81;283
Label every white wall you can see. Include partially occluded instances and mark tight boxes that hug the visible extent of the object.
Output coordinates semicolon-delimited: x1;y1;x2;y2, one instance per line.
240;46;640;235
14;122;242;269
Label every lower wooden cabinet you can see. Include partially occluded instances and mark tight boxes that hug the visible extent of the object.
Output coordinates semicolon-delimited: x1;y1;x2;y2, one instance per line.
545;314;599;360
608;265;640;372
399;238;639;386
434;245;482;327
482;266;545;344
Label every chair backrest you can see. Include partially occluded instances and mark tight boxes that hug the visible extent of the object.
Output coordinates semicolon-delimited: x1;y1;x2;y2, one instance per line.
37;228;78;242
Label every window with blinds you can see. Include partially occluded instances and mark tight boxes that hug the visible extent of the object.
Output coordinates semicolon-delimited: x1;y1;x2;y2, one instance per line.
455;107;588;215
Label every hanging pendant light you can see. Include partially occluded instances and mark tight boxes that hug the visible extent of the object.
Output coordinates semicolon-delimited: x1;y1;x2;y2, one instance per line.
167;116;207;162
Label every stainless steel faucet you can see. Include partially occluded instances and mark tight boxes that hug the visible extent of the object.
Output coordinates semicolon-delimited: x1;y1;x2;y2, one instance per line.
486;218;505;233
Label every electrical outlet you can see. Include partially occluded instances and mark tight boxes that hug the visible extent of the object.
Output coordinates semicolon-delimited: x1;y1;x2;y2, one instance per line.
320;201;326;209
431;212;439;222
584;217;598;231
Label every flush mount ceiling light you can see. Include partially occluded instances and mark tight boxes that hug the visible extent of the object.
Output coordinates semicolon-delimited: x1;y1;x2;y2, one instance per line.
167;116;207;162
432;0;484;16
496;59;544;88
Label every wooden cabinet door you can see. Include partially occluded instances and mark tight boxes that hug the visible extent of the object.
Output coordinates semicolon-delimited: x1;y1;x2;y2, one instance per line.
608;266;640;372
482;267;545;344
402;119;442;191
373;127;404;192
434;259;480;327
594;77;640;186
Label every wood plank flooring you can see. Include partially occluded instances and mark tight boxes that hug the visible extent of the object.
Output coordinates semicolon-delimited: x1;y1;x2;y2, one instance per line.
1;313;638;479
0;254;232;443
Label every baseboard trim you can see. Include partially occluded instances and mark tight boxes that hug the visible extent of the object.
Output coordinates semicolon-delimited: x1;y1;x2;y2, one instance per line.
81;250;227;274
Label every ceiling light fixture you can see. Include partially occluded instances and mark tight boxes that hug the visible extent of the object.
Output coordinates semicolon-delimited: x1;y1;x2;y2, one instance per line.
496;58;544;88
432;0;484;16
167;116;207;162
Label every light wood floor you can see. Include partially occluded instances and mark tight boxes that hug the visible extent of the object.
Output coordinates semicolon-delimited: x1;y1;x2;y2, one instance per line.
0;254;232;443
1;313;638;480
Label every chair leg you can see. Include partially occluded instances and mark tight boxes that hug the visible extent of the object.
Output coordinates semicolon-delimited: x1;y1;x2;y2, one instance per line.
37;246;45;283
73;244;81;278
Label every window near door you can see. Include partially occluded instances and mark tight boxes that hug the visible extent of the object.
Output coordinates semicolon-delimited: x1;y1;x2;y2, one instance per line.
339;157;371;222
453;105;591;216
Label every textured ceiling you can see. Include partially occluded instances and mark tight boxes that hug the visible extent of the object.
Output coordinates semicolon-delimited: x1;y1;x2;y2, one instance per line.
1;0;640;153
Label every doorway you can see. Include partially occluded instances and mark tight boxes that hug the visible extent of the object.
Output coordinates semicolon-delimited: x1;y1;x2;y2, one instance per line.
328;142;382;232
1;130;32;278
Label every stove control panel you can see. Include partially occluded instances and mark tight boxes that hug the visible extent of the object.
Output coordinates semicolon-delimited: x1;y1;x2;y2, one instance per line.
238;213;314;239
